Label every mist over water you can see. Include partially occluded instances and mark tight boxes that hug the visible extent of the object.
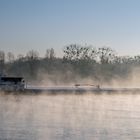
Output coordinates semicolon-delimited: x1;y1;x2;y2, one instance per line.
0;92;140;140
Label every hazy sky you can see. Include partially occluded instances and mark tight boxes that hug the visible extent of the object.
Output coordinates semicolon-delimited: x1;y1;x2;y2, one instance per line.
1;0;140;56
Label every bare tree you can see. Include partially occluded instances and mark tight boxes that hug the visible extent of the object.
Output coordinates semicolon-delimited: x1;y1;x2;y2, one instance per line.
63;44;97;62
45;48;55;59
26;50;39;78
0;51;5;74
97;47;116;64
26;50;39;61
7;52;15;63
17;54;24;61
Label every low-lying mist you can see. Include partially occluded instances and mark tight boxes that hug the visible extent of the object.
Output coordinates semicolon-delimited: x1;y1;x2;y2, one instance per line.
33;66;140;88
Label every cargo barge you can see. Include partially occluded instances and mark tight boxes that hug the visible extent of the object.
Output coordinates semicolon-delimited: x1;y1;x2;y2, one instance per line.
1;75;140;93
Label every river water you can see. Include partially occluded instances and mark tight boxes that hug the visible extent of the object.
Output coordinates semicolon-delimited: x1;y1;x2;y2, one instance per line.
0;92;140;140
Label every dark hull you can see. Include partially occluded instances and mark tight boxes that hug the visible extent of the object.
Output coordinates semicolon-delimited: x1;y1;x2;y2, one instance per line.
24;87;140;94
1;86;140;94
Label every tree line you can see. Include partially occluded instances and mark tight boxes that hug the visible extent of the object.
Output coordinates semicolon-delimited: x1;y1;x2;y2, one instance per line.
0;44;140;84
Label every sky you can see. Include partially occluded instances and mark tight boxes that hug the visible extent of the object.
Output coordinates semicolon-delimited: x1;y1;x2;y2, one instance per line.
1;0;140;57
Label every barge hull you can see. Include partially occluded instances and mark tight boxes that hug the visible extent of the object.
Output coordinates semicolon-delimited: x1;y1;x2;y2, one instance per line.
24;87;140;93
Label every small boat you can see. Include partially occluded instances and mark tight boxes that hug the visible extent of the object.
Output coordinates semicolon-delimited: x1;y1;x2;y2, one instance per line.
0;75;25;91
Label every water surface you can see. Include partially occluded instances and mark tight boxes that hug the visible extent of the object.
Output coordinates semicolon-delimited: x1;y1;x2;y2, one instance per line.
0;92;140;140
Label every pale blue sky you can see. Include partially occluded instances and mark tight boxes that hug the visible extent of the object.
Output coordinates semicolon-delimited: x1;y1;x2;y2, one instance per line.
1;0;140;56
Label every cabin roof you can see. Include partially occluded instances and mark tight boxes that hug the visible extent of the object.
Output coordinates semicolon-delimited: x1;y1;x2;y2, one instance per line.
0;77;24;82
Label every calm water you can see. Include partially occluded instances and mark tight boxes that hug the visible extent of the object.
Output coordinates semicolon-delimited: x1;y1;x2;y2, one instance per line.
0;92;140;140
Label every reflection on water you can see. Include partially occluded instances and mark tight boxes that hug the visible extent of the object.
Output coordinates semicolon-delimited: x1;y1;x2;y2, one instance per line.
0;92;140;140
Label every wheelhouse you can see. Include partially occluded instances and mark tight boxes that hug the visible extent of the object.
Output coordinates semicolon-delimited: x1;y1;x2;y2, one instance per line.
0;76;25;91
